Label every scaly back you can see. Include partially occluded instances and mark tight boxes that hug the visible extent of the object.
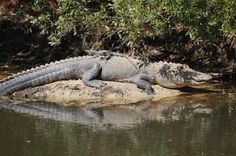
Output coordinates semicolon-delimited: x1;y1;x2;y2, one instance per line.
0;56;95;95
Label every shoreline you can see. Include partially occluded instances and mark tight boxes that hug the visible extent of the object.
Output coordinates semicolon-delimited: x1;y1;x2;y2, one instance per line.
12;80;184;105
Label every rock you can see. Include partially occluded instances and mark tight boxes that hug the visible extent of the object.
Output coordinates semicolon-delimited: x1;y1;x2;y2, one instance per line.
12;80;183;105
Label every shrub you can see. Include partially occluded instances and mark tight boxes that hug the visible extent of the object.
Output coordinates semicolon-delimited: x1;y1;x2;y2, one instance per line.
165;0;236;40
31;0;109;45
3;0;235;47
111;0;168;44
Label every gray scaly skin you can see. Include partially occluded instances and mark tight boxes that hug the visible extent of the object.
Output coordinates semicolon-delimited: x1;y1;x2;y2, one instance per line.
0;54;212;96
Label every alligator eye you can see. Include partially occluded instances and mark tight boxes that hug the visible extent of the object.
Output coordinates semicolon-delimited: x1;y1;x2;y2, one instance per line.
163;64;170;70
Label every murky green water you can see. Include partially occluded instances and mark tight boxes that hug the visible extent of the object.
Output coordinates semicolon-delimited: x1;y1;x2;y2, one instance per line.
0;72;236;156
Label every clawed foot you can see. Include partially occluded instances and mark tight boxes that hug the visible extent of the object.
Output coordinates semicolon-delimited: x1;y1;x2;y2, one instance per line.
88;80;107;89
100;85;114;94
145;87;155;95
98;82;107;88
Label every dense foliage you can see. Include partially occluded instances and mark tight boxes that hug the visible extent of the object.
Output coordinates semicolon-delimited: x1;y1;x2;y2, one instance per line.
37;0;236;45
1;0;236;48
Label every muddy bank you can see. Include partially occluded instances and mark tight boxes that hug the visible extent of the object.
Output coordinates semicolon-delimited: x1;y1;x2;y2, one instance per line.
12;80;185;105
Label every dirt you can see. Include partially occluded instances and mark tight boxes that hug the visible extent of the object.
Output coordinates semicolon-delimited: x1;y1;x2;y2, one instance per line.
12;80;184;105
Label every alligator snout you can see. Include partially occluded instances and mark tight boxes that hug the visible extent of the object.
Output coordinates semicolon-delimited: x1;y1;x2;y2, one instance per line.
169;68;213;87
192;72;212;82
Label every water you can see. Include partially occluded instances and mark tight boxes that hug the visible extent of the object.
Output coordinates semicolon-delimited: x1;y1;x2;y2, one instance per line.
0;72;236;156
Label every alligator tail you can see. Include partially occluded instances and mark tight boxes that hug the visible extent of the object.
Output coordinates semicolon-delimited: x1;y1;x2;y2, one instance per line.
0;56;92;96
0;67;75;96
0;57;79;84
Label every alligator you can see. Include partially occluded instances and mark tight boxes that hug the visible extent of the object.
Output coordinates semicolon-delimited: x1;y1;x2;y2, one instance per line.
0;51;212;96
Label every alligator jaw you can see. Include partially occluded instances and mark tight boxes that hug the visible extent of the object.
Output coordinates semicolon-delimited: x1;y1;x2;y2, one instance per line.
153;63;213;88
192;73;212;83
171;74;212;87
191;72;212;84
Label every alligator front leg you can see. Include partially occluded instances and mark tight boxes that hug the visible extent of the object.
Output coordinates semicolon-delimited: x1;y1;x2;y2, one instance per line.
82;63;105;88
132;74;155;94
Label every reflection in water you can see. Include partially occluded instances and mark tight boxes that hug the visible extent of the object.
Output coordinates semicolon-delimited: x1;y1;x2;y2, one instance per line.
0;91;236;155
0;93;231;128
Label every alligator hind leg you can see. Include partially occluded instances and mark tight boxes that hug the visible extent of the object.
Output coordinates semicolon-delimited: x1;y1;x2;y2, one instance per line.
132;74;155;94
82;63;105;88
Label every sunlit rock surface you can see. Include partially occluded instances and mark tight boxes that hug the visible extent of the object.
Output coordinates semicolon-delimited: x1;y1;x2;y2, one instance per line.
13;80;183;105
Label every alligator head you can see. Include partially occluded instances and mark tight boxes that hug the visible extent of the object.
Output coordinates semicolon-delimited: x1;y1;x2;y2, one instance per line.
155;63;212;88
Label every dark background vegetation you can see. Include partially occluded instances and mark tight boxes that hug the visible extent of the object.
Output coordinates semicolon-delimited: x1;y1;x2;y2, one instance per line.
0;0;235;77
